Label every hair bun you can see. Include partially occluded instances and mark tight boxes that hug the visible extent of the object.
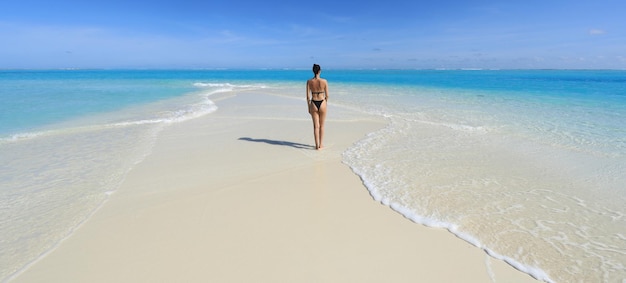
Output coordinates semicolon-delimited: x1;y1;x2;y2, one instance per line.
313;64;321;74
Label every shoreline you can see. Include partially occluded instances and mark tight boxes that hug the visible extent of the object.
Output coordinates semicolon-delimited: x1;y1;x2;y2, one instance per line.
11;91;539;282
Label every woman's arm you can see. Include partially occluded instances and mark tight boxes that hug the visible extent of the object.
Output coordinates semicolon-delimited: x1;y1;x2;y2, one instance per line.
306;80;313;115
306;80;311;104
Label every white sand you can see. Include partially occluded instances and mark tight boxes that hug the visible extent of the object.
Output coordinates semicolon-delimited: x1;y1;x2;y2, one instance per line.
12;92;539;282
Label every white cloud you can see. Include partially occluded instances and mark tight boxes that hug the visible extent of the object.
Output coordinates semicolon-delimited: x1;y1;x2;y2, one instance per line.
588;29;606;35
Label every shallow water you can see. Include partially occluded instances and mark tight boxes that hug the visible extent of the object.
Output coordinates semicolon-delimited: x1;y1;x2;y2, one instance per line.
337;70;626;282
0;70;251;280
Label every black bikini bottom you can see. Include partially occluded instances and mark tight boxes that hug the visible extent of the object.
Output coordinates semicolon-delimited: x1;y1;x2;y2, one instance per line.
312;100;324;110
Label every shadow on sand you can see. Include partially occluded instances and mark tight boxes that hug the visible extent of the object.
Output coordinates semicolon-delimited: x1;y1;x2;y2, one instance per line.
238;137;314;150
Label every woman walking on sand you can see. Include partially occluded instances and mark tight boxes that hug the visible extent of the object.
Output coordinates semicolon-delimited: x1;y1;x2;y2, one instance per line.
306;64;328;150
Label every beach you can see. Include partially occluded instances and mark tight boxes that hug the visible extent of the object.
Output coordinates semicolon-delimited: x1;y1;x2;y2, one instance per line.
9;91;539;282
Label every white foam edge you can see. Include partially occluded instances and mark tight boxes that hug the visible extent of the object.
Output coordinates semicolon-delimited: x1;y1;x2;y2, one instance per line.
392;201;554;282
346;162;555;283
1;125;163;283
3;184;120;282
388;196;554;282
0;88;228;144
193;82;268;89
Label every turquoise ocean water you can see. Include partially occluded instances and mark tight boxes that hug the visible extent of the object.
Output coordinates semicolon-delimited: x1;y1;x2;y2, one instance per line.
1;70;625;282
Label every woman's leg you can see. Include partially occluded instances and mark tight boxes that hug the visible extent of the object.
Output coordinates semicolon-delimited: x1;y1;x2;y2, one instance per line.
310;111;321;149
318;102;327;149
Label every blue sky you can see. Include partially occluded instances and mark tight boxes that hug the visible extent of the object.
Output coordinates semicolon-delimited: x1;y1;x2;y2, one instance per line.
1;0;625;69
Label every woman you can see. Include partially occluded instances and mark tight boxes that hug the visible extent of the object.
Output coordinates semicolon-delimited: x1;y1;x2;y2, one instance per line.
306;64;328;150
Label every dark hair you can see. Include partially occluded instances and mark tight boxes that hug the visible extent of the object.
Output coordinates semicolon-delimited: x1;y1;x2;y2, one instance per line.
312;64;321;75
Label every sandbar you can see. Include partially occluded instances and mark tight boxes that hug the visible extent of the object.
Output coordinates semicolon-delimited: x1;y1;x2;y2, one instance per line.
12;91;539;282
